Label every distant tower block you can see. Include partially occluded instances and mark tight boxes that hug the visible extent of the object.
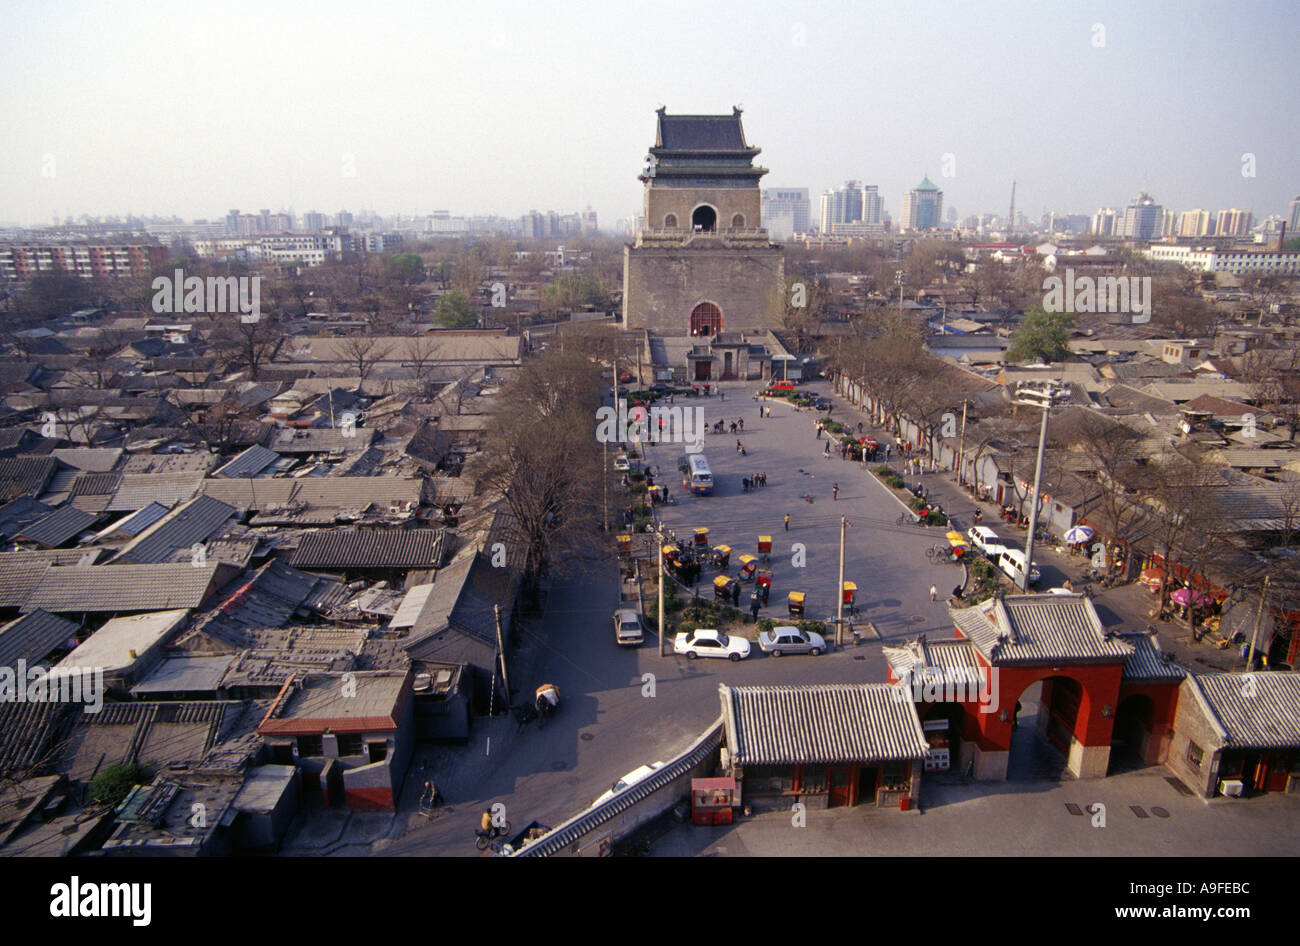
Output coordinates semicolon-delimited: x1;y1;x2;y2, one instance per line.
622;107;785;336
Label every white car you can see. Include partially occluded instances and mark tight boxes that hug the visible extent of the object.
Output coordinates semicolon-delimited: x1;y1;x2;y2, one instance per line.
613;608;644;646
594;762;665;804
757;626;826;656
967;525;1002;555
673;628;751;661
613;454;630;471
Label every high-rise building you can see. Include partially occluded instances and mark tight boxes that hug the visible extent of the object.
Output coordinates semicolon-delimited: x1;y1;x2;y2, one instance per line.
901;177;943;231
761;188;811;240
818;181;866;232
1289;196;1300;234
1091;208;1118;237
1117;193;1163;240
860;185;883;225
1176;209;1212;238
1215;209;1253;238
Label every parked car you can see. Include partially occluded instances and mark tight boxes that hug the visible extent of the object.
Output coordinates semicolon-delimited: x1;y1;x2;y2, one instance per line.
614;454;630;471
814;397;831;411
757;626;826;656
613;608;644;646
594;762;665;804
995;548;1041;586
673;628;751;661
966;526;1003;555
770;380;796;393
650;383;671;394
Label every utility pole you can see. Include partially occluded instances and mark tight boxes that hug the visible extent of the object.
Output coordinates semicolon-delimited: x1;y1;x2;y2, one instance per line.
1016;382;1060;593
895;270;905;320
1246;575;1270;670
836;516;847;647
956;399;968;486
493;603;510;709
657;529;666;658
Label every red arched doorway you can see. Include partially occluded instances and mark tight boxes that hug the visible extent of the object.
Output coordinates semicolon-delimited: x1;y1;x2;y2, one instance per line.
690;302;722;336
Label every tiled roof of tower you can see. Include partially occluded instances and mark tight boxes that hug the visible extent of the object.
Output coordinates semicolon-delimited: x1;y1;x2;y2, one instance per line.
656;112;750;151
951;594;1134;665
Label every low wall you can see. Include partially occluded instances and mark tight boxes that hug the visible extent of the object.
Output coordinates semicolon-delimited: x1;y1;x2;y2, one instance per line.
512;718;723;857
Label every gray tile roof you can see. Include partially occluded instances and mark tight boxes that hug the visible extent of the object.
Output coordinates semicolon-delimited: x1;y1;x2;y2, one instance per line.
290;528;448;570
105;472;204;512
22;562;226;613
200;475;422;511
112;494;238;565
1119;631;1186;681
15;506;98;548
0;457;57;501
0;497;53;541
882;636;981;680
721;683;928;766
266;426;375;456
0;609;80;667
69;471;123;497
657;112;748;151
108;501;171;537
953;595;1135;665
0;700;74;779
184;558;338;648
1186;672;1300;750
212;444;281;478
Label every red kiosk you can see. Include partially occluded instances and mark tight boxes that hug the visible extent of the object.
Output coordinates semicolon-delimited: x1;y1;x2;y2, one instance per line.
690;777;737;825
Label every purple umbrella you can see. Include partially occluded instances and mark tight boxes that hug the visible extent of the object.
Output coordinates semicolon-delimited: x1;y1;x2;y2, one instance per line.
1170;587;1210;607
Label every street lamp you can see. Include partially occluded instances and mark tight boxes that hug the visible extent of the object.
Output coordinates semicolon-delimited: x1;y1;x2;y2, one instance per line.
1013;381;1066;593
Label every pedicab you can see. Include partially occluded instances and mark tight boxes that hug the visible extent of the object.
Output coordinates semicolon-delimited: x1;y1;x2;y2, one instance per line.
788;590;806;617
757;535;772;564
616;533;632;561
928;530;970;563
534;683;560;728
647;484;664;505
711;544;732;569
738;553;759;582
756;568;773;606
693;527;710;552
842;580;858;615
662;544;681;569
713;575;740;605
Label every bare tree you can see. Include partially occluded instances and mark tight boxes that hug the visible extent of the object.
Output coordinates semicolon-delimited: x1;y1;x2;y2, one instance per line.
335;335;394;387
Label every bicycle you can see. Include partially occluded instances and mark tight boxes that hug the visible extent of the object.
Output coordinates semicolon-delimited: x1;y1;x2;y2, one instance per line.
475;820;513;851
897;511;922;526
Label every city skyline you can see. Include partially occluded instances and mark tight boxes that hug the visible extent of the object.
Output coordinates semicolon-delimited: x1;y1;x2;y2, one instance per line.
2;1;1296;230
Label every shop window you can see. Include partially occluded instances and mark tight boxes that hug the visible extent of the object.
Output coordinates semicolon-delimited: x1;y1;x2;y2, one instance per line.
337;733;364;756
297;735;324;758
745;765;793;794
1187;741;1203;768
881;760;907;789
798;764;827;793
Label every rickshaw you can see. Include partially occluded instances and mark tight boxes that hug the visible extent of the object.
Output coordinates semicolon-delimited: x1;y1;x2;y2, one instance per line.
928;530;970;563
842;581;858;615
738;554;758;582
693;527;710;551
756;569;772;606
534;683;560;728
757;535;772;563
713;575;739;603
711;544;732;569
647;485;664;504
662;544;681;568
788;590;806;617
616;533;632;561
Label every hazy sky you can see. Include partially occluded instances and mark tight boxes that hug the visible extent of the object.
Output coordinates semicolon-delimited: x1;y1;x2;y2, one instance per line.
3;0;1297;228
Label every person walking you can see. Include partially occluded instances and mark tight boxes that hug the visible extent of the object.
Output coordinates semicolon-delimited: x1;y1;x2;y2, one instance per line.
824;441;830;457
784;513;790;531
929;584;938;602
750;591;761;623
738;418;743;432
832;483;839;501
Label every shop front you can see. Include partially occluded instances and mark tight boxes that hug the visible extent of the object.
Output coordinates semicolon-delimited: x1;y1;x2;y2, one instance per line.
718;683;927;812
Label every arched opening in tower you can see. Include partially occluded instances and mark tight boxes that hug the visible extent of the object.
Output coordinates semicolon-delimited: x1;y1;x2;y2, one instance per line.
690;301;723;336
691;206;717;232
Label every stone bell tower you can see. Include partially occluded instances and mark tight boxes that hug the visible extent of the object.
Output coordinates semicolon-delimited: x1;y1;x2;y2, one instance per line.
622;107;784;338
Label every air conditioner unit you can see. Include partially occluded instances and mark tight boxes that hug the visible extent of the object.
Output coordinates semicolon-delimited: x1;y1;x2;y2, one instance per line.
1219;779;1244;797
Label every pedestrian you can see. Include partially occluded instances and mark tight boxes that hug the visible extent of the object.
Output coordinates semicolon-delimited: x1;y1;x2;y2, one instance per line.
784;513;790;531
930;584;938;602
833;483;839;501
738;418;743;432
761;471;767;486
733;582;741;606
720;390;725;401
750;591;761;623
824;441;830;456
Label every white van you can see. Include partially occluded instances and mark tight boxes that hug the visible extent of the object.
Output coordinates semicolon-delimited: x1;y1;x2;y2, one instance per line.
996;548;1042;587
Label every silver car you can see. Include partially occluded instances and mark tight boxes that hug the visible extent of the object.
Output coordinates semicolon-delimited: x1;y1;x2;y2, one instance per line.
757;626;826;657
